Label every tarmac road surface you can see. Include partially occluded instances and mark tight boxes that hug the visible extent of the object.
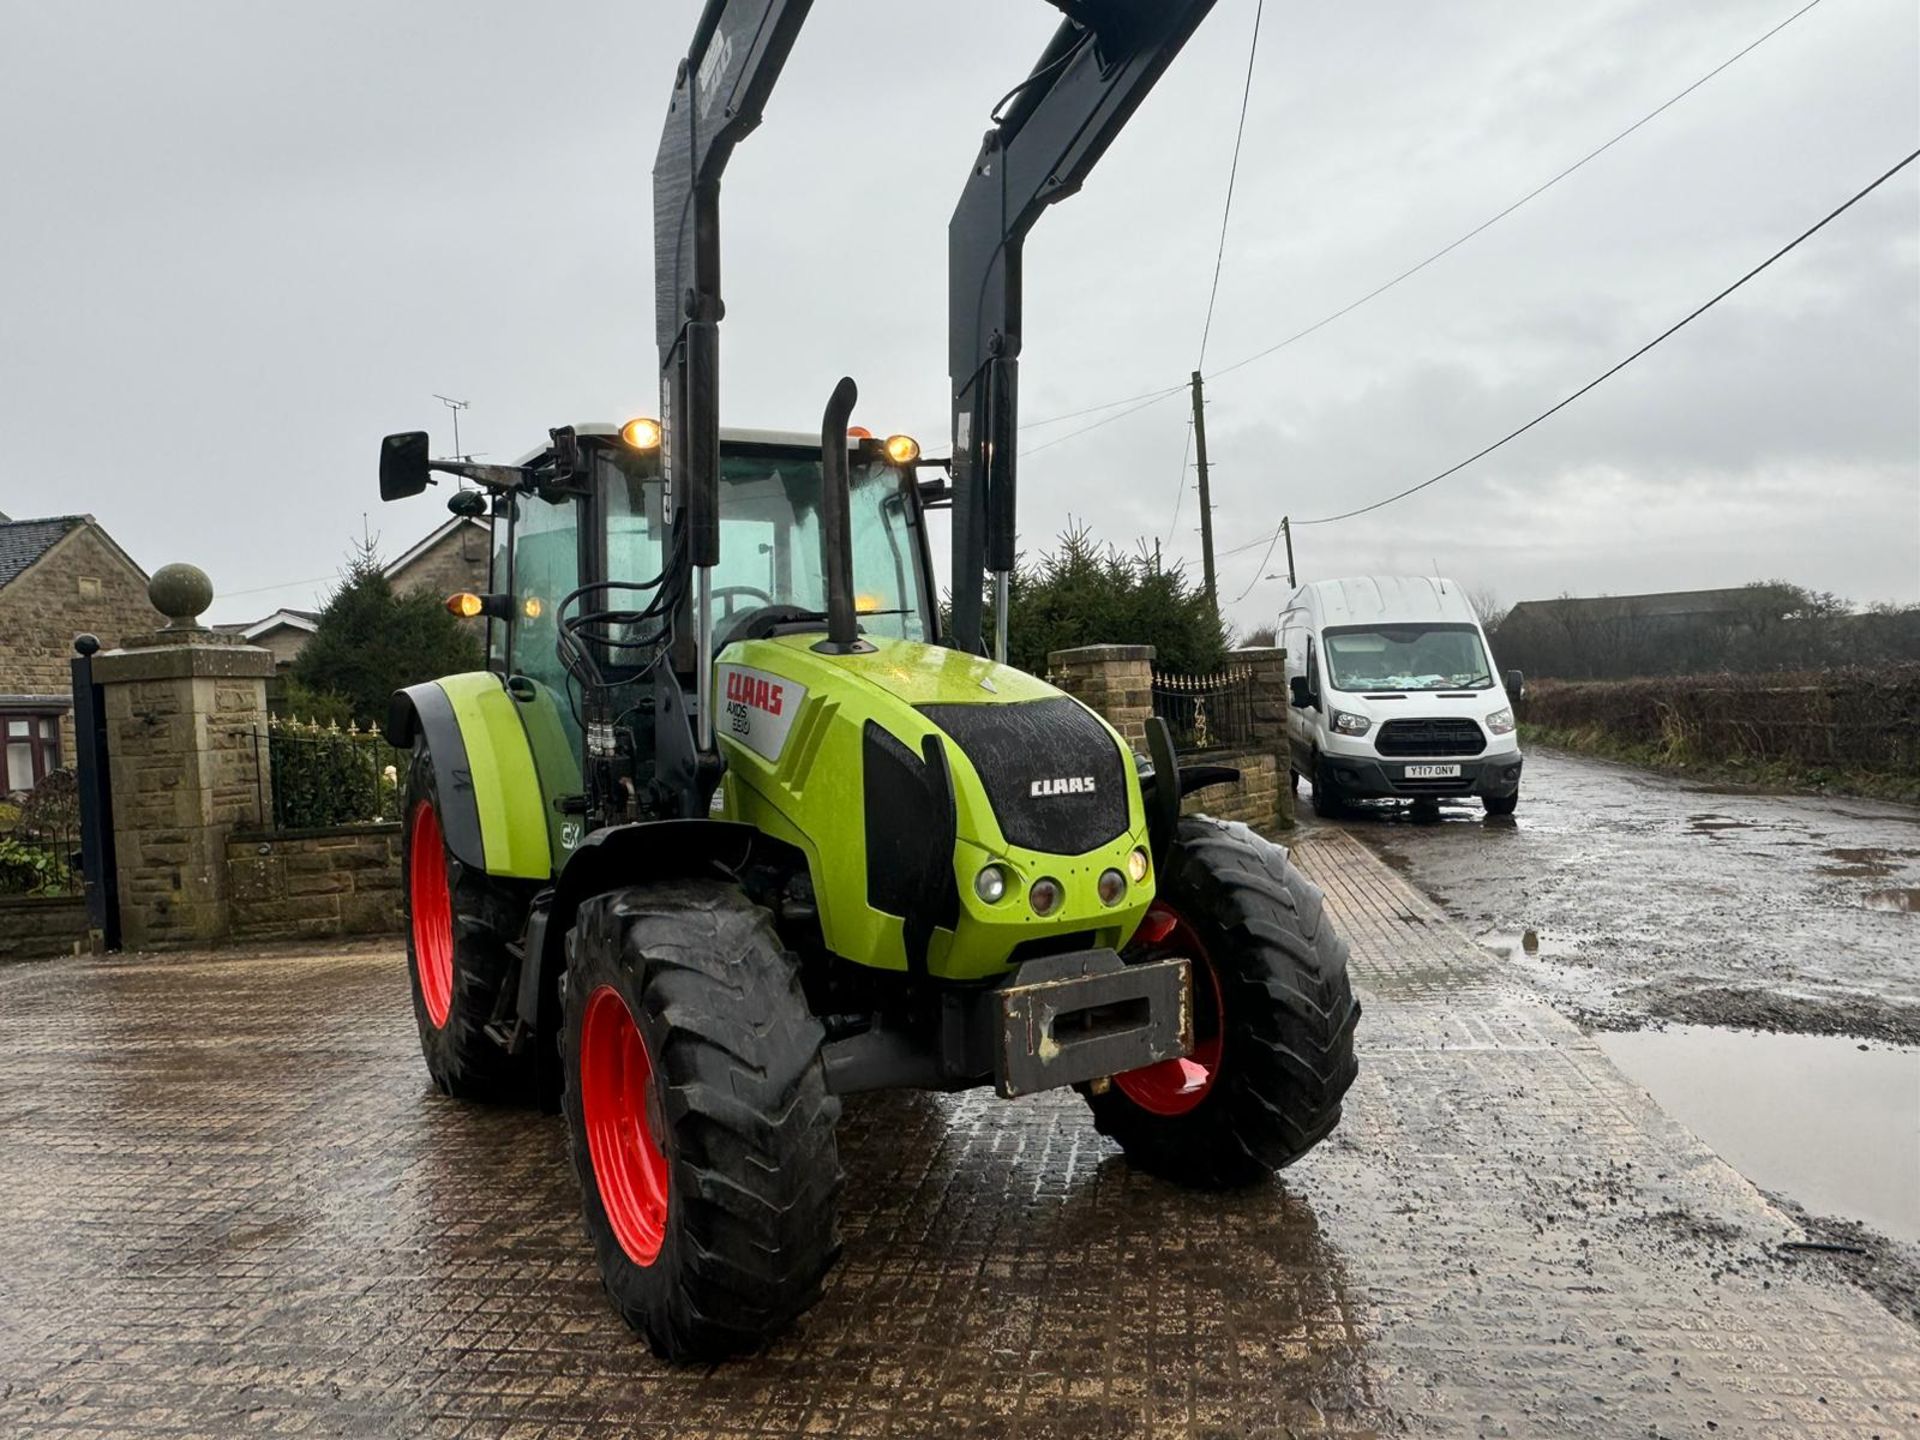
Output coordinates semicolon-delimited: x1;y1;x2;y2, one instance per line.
1315;745;1920;1042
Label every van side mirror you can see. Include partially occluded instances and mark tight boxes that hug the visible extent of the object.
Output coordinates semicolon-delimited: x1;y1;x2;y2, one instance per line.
1504;668;1525;700
1289;675;1312;709
380;431;433;501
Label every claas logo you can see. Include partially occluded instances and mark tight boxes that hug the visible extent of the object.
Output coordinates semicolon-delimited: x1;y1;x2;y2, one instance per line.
726;670;785;716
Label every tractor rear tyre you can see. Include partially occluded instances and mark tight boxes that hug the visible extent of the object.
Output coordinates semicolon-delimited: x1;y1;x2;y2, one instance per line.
1085;816;1359;1189
402;738;535;1104
561;880;843;1361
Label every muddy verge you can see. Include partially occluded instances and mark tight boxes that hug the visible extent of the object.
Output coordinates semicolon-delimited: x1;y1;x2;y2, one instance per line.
1579;982;1920;1047
1764;1194;1920;1332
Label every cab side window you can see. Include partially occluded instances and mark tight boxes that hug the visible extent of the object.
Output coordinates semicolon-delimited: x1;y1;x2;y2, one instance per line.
1305;637;1321;706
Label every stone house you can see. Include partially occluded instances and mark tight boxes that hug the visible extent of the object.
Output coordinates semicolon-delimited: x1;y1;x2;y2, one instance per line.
224;517;489;670
0;512;161;794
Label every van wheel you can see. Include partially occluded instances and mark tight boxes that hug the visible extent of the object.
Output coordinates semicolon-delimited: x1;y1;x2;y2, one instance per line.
1484;792;1519;817
1310;757;1345;818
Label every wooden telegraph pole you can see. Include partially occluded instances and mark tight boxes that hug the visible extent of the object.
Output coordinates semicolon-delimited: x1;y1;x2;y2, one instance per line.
1190;370;1217;617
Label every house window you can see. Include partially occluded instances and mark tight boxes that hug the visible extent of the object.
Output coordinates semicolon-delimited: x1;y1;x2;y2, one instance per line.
4;715;62;792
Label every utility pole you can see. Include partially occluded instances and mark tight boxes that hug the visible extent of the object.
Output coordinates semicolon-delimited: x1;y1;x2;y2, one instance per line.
1189;370;1217;618
1282;515;1295;588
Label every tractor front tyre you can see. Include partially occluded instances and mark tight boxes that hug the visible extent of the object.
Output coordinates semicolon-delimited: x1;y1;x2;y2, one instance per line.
403;739;535;1103
1085;815;1360;1189
561;880;843;1361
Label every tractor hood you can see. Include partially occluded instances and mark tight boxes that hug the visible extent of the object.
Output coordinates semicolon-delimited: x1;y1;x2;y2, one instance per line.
711;633;1152;982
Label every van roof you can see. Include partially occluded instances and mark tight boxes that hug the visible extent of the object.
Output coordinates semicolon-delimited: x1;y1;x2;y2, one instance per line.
1283;576;1476;627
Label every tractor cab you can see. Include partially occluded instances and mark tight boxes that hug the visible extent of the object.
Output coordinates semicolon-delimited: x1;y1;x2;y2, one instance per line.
380;417;940;828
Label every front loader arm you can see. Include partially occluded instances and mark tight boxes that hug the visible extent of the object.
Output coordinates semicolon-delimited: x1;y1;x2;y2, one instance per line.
947;0;1218;655
654;0;815;574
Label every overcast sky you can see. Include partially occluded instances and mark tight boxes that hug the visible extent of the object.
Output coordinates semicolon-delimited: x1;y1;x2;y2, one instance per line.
2;0;1914;633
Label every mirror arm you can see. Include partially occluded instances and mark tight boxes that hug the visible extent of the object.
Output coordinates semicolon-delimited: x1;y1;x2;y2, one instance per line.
427;459;529;491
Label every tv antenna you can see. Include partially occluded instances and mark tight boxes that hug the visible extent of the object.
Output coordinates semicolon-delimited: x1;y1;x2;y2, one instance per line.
433;394;471;461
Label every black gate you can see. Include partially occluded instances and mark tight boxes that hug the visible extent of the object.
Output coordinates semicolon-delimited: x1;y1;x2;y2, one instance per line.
70;634;120;951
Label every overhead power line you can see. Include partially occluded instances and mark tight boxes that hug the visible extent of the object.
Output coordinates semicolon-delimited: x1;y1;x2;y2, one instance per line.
1197;0;1265;370
1216;145;1920;559
1021;0;1831;444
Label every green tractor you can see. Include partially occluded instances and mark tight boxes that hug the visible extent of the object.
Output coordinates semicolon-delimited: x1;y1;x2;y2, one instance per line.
376;0;1358;1361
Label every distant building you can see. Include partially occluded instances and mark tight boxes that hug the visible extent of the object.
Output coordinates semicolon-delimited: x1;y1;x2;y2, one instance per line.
223;516;490;670
1501;588;1774;632
0;513;161;794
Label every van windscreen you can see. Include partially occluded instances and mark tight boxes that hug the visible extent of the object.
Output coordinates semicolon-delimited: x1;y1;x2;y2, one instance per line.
1322;623;1493;692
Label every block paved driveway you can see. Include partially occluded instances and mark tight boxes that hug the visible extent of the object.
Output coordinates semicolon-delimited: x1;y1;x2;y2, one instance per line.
3;829;1916;1438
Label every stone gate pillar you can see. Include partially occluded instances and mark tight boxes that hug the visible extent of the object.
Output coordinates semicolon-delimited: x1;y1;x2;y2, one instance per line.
90;565;276;950
1047;644;1155;750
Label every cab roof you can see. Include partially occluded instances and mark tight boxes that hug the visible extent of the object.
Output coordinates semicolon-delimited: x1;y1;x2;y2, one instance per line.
513;423;841;468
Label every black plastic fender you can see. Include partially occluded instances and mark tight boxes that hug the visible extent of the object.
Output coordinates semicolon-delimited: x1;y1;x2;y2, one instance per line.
385;682;485;871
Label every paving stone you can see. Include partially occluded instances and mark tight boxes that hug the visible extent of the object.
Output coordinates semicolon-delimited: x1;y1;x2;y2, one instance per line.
0;833;1914;1437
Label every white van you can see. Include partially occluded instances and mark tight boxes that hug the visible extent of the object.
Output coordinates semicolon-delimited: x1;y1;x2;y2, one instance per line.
1278;576;1523;817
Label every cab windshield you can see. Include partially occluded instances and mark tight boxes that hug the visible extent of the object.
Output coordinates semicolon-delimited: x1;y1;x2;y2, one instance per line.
1322;623;1493;692
600;443;929;643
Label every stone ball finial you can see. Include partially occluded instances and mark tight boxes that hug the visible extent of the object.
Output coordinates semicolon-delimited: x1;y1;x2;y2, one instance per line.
73;633;101;657
149;563;214;631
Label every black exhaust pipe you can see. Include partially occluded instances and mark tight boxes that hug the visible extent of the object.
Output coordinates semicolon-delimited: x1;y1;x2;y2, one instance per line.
815;375;872;655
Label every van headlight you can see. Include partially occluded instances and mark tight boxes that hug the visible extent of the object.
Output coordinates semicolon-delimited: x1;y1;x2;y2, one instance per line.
1486;708;1515;735
1331;709;1372;736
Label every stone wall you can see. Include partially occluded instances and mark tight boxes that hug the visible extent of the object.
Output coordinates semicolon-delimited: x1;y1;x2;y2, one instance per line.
0;895;90;960
0;522;161;764
227;824;404;942
1181;749;1283;830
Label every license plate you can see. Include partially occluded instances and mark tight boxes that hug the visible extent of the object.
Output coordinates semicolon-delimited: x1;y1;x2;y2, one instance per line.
1404;763;1460;779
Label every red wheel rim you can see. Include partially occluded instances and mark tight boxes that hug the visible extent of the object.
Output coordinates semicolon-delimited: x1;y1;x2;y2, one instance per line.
409;801;454;1029
580;985;670;1267
1114;901;1226;1116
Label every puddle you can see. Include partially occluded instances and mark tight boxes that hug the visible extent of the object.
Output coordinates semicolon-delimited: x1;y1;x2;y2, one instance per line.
1820;846;1920;879
1477;926;1585;961
1863;887;1920;913
1688;813;1756;835
1597;1026;1920;1242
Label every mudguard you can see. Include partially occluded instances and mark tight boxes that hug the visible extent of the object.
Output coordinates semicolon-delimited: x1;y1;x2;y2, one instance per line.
385;672;553;880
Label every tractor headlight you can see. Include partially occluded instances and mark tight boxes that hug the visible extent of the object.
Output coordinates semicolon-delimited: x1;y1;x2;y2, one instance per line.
1126;846;1150;883
621;416;662;450
974;864;1007;904
1028;876;1064;916
1486;707;1516;735
1097;869;1127;906
884;433;920;465
1331;709;1372;736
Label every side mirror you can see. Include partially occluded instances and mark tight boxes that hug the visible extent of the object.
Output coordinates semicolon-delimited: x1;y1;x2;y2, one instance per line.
1289;675;1312;709
379;431;433;501
1504;668;1525;700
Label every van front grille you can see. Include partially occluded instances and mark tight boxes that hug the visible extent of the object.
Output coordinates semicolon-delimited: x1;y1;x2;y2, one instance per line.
1376;718;1486;757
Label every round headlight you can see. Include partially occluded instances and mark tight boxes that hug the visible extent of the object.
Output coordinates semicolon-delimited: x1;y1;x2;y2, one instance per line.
1097;869;1127;906
1029;877;1064;916
1126;847;1149;884
621;416;662;450
974;865;1007;904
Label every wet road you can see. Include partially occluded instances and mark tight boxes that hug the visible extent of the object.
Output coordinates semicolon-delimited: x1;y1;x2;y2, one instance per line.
6;833;1919;1437
1318;746;1920;1042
